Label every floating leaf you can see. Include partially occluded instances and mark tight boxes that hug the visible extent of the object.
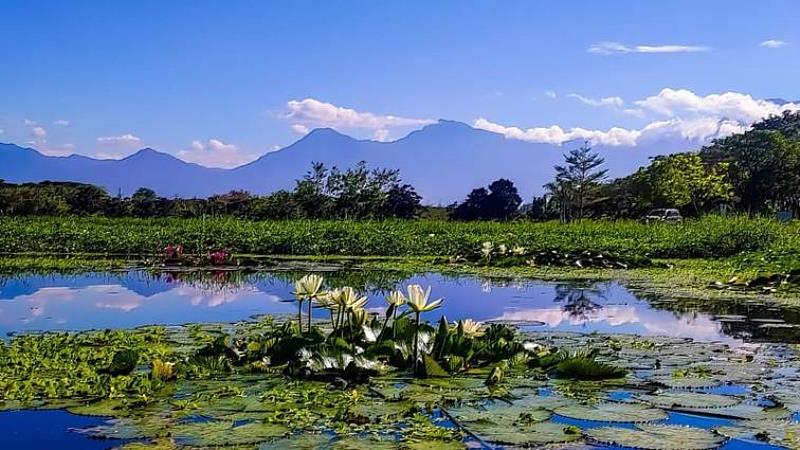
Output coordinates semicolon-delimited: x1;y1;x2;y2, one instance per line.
467;420;581;446
173;420;289;446
585;424;726;449
638;391;740;409
553;402;667;423
715;419;800;446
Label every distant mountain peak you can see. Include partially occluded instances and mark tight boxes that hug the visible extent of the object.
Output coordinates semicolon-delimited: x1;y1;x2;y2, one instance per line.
304;127;351;139
123;147;179;162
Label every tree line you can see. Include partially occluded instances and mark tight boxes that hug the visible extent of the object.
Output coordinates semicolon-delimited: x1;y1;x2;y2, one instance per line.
0;162;422;220
2;111;799;221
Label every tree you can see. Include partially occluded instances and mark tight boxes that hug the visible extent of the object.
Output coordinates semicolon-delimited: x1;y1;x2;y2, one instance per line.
451;179;521;220
130;188;160;217
452;188;489;220
703;130;800;215
326;161;400;219
551;141;607;221
294;162;333;219
383;184;422;219
632;153;732;216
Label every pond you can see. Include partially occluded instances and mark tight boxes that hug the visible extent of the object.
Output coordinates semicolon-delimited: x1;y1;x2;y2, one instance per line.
2;268;800;450
3;269;800;345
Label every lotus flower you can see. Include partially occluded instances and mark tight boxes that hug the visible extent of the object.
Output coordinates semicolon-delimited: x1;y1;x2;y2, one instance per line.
385;290;406;307
480;241;494;260
379;290;407;342
336;286;368;312
406;285;442;313
458;319;484;338
405;285;443;374
293;274;325;332
294;274;324;300
512;245;527;256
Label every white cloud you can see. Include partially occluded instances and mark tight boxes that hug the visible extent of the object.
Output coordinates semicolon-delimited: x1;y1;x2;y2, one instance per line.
54;119;70;126
474;118;641;146
291;124;310;135
285;98;434;140
31;126;47;138
97;133;142;148
568;93;624;107
373;129;390;142
634;88;799;122
761;39;787;48
545;91;557;99
35;143;76;157
474;88;799;147
589;41;709;55
0;129;4;135
177;138;258;168
24;119;36;126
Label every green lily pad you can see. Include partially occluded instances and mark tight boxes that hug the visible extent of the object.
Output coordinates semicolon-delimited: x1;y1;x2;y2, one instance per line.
585;424;726;449
648;375;722;389
449;405;550;424
553;402;667;423
467;420;582;445
715;419;800;446
258;434;333;449
639;391;741;409
173;420;290;446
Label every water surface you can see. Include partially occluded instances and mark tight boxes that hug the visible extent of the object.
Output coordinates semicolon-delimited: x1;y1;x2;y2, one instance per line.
2;269;799;345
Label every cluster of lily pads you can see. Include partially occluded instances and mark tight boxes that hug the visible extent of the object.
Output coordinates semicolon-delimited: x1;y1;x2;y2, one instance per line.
456;241;655;269
3;276;800;449
712;269;800;294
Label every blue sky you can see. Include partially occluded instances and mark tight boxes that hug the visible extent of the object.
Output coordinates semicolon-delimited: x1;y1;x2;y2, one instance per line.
1;0;799;167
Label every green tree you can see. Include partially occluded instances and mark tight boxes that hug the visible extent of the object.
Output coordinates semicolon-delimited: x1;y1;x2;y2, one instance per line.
552;142;607;221
703;130;800;214
633;153;732;216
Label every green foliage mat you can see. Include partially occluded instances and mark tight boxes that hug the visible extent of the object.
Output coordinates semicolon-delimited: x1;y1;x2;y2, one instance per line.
585;424;727;449
2;324;800;449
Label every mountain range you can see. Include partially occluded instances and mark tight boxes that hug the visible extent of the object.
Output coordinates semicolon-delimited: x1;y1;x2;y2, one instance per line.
0;120;709;204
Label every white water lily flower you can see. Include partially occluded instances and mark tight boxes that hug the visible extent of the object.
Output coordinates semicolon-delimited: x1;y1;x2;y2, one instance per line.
512;245;527;255
480;241;494;258
385;290;406;307
406;285;443;313
459;319;484;337
523;341;545;352
335;286;369;311
294;274;324;300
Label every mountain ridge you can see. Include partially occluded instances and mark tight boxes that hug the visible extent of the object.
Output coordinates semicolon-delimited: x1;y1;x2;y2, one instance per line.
0;120;707;203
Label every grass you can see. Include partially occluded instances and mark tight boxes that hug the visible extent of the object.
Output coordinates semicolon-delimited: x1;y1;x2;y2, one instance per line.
0;215;796;259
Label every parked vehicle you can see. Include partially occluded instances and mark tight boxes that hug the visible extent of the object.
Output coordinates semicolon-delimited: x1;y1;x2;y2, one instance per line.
642;208;683;224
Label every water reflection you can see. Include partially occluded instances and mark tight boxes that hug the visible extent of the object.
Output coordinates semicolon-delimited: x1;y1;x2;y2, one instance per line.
1;269;799;344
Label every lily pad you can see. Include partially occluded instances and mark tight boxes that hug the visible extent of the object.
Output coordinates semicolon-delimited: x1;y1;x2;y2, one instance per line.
638;391;741;409
553;402;667;423
715;419;800;446
648;375;722;389
585;424;726;449
173;420;290;446
258;434;333;449
467;420;582;446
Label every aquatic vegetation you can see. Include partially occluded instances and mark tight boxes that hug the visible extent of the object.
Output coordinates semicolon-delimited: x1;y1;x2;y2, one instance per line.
585;424;727;449
0;215;789;259
151;359;177;382
466;243;656;269
2;281;799;449
712;268;800;294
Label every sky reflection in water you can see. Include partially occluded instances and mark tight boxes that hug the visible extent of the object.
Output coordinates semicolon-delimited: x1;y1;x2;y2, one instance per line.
2;269;797;345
